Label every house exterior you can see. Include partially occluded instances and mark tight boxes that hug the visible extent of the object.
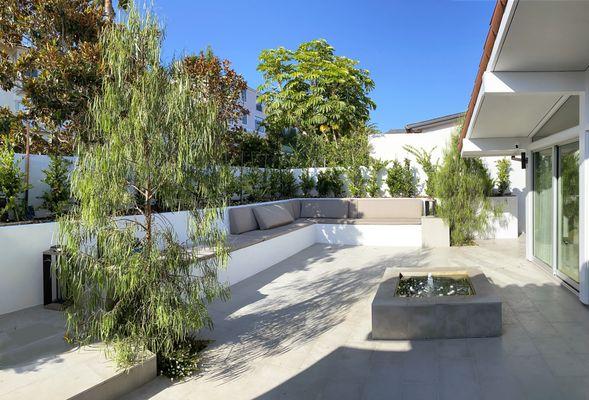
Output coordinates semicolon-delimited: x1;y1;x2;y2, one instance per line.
459;0;589;303
238;86;266;135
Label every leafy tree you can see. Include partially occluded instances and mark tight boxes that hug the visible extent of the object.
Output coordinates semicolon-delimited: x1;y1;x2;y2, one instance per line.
0;0;128;154
40;155;71;216
433;134;497;245
257;39;376;141
58;8;230;370
495;158;511;196
386;159;417;198
181;47;248;125
0;143;29;221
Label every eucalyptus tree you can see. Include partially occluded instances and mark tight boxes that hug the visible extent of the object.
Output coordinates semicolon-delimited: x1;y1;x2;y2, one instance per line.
58;7;230;367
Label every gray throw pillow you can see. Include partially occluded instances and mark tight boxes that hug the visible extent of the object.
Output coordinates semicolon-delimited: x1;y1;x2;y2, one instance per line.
228;206;259;234
253;204;294;230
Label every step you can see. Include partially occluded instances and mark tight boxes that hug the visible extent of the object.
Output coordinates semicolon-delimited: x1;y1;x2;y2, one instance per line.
0;307;156;400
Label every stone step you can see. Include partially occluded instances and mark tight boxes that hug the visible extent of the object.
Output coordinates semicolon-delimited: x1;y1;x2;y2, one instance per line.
0;307;156;400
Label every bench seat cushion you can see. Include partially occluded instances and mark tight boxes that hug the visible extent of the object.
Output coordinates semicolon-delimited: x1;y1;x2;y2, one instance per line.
354;198;423;220
300;199;349;219
253;203;294;230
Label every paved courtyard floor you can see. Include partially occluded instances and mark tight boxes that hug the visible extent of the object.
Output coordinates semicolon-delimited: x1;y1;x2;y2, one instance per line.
125;239;589;400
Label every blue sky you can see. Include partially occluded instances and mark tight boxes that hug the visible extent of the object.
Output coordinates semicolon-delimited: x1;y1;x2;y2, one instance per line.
150;0;494;132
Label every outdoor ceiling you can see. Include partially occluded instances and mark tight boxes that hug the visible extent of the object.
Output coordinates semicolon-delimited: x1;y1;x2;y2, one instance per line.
470;94;562;139
494;1;589;72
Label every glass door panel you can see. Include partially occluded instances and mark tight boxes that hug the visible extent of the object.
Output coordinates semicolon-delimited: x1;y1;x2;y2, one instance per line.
533;150;553;265
557;142;580;283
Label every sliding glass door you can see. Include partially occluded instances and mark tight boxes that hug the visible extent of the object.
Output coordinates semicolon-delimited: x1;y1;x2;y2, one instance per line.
557;142;580;283
533;149;553;265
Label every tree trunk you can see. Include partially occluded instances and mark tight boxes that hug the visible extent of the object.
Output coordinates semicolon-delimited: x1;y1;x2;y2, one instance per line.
104;0;115;21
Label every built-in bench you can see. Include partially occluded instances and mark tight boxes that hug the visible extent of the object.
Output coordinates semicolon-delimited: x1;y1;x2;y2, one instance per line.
218;198;447;286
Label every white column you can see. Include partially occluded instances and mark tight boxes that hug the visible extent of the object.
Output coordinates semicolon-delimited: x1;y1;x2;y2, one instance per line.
525;149;534;261
578;71;589;304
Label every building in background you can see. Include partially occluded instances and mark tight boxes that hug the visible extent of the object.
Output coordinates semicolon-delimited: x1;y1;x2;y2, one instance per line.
239;87;266;135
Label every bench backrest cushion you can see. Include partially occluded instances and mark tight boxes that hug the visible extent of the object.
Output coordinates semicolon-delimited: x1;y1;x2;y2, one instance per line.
289;199;301;219
253;203;294;230
355;198;423;219
300;199;349;219
228;206;259;234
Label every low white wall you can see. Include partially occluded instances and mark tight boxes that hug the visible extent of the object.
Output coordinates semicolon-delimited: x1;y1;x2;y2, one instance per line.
480;196;519;240
315;224;422;247
0;221;58;315
0;210;194;316
220;225;316;286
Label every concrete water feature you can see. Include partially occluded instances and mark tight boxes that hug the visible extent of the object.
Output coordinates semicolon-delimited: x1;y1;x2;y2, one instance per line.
372;267;502;339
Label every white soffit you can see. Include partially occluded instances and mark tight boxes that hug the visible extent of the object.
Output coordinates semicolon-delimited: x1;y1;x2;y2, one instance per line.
494;1;589;72
470;94;561;138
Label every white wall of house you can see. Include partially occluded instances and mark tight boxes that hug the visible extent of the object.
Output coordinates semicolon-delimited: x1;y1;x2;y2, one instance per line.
369;121;527;234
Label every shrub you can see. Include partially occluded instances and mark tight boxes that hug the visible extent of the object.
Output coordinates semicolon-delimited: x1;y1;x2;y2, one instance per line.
317;168;344;197
367;158;387;198
157;337;210;380
433;134;497;245
40;155;72;216
495;158;511;196
386;159;417;197
277;169;298;199
404;145;437;198
299;170;316;197
242;168;270;203
0;144;29;222
345;165;367;197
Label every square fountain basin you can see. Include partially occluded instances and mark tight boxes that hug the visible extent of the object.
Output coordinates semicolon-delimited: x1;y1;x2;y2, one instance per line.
371;267;501;340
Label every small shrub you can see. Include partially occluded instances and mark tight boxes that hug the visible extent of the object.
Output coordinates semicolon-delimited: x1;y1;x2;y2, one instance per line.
433;134;497;245
278;169;298;199
157;337;210;380
317;168;344;197
345;165;367;197
404;145;437;198
40;155;72;216
242;168;270;203
386;159;417;198
367;158;387;198
299;170;316;197
0;144;29;222
495;158;511;196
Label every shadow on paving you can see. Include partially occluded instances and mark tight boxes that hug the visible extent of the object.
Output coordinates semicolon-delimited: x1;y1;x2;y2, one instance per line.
196;245;428;382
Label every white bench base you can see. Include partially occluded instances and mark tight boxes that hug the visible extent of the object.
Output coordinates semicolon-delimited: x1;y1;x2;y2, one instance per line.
222;223;422;286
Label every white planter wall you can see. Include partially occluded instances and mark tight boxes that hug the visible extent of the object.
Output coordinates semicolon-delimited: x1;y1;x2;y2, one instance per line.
479;196;519;240
0;221;58;315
